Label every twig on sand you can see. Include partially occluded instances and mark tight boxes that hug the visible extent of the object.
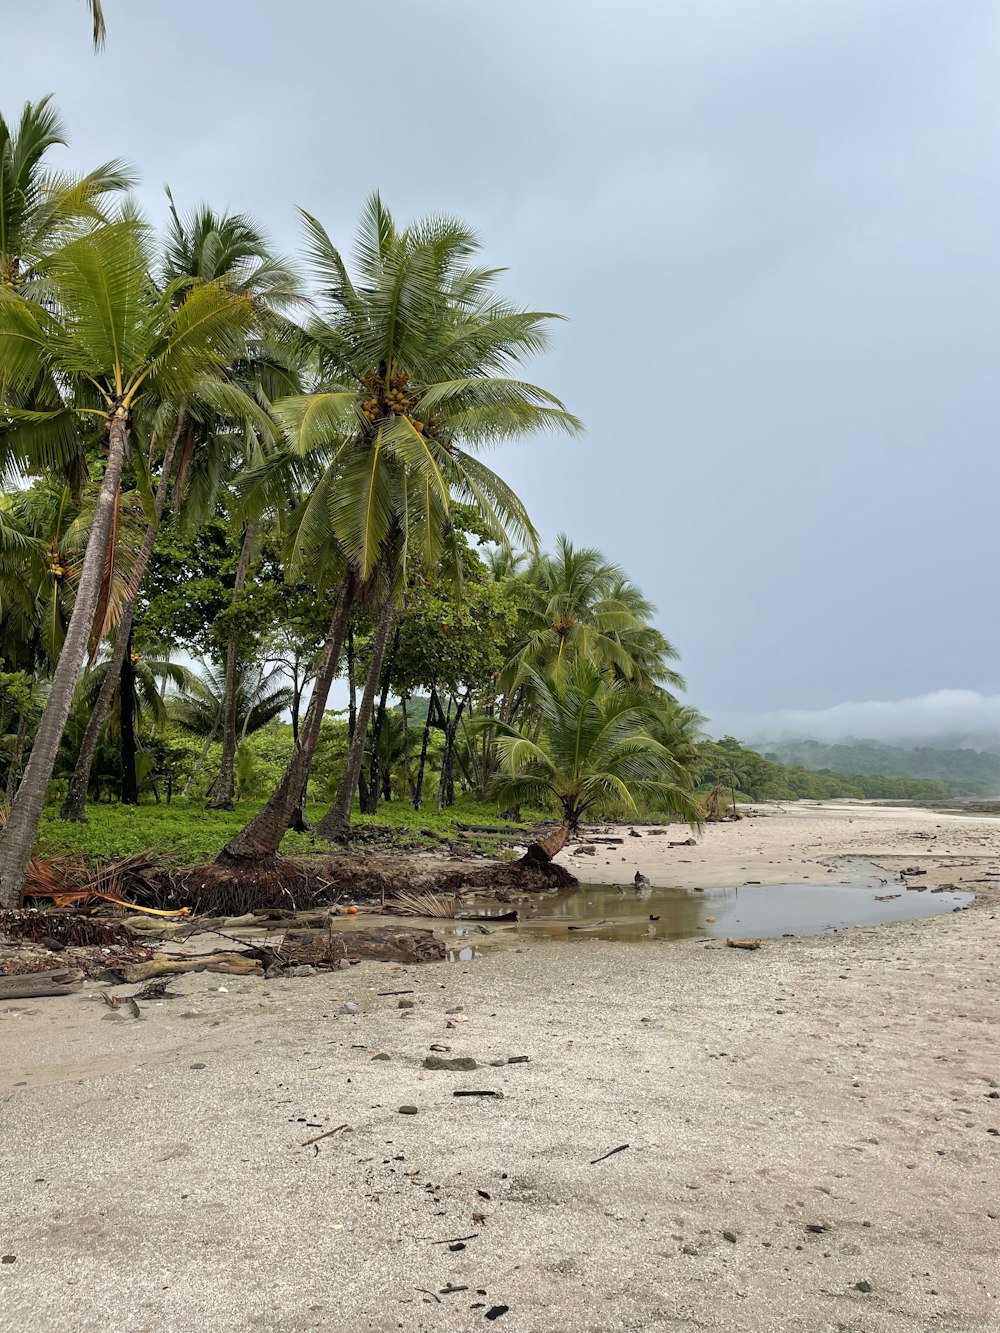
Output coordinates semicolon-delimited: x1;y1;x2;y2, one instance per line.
301;1122;349;1147
590;1143;630;1165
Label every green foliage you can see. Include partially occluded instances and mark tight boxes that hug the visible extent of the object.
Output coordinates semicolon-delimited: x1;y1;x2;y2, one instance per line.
488;661;702;829
34;793;525;863
696;736;948;803
762;738;1000;799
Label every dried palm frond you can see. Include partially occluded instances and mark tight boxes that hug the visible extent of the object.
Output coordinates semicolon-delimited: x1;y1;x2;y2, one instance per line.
386;890;459;919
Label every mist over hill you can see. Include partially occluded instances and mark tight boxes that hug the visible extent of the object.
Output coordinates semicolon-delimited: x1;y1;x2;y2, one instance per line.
755;738;1000;798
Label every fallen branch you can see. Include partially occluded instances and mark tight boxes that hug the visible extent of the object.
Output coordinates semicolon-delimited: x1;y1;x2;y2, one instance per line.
590;1143;630;1165
301;1122;349;1147
0;969;84;999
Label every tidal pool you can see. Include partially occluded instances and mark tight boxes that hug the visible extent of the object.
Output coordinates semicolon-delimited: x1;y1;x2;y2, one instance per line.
443;863;972;960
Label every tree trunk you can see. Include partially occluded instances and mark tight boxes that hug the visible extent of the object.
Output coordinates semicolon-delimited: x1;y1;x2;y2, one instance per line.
401;697;415;803
436;690;470;811
182;724;217;798
413;686;438;811
0;410;129;908
217;571;356;864
315;596;395;842
361;626;399;816
207;522;256;811
523;821;572;864
60;422;181;822
346;625;357;740
119;624;138;805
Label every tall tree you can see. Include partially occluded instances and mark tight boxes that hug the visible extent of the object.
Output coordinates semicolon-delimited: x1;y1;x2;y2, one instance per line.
60;199;297;819
220;194;580;862
0;218;261;907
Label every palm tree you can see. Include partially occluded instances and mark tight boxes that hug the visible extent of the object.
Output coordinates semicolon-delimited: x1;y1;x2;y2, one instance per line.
0;217;262;907
60;197;298;821
507;535;684;689
218;194;580;862
1;96;130;294
487;661;702;862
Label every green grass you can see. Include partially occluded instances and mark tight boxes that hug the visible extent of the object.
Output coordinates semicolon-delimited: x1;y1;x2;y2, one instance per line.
35;795;529;864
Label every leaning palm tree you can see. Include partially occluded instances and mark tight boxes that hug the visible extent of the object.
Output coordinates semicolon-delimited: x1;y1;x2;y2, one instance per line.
218;194;580;863
0;217;262;907
59;198;298;821
487;661;702;863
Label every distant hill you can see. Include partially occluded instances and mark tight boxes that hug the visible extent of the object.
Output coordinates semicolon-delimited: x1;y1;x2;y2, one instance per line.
757;738;1000;798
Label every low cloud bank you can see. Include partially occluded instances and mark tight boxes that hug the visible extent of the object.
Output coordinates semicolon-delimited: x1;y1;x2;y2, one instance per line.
709;690;1000;751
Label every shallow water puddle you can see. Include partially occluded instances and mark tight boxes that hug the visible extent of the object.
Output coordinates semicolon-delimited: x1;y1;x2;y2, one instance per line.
443;863;972;960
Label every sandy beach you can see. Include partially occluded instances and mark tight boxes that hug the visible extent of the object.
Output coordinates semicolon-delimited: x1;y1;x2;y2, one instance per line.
2;802;998;1333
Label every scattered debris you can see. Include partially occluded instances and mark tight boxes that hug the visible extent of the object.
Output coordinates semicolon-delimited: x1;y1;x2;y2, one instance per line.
301;1123;349;1147
726;937;761;951
590;1143;629;1165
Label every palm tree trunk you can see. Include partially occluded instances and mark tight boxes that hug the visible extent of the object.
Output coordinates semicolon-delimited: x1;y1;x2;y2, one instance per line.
119;624;138;805
523;821;572;864
60;422;181;822
315;596;395;842
0;411;129;908
217;571;356;864
207;522;256;811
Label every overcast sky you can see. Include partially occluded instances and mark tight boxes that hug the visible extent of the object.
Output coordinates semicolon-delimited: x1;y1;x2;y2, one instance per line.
7;0;1000;738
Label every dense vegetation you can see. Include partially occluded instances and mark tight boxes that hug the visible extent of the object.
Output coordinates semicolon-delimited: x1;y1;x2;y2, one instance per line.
696;737;947;803
0;97;708;901
759;738;1000;799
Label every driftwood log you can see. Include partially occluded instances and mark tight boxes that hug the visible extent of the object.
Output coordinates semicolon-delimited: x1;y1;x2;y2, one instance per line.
118;953;263;983
0;968;84;999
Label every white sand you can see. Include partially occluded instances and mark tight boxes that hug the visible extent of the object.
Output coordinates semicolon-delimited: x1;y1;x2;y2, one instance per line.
1;803;998;1332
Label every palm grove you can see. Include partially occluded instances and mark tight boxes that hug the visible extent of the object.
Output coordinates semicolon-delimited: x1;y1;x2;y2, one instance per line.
0;99;709;907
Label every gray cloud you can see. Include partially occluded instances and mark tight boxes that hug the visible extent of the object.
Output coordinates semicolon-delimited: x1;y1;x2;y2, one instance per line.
6;0;999;721
712;689;1000;749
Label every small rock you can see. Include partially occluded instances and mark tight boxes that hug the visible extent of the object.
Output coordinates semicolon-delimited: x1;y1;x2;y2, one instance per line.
0;1256;15;1264
340;1002;360;1015
853;1280;873;1293
681;1244;698;1256
338;959;351;970
189;1063;206;1070
284;965;316;977
398;998;416;1008
484;1306;509;1321
722;1230;738;1243
489;1058;506;1067
423;1056;478;1071
805;1223;828;1234
371;1053;391;1061
398;1105;418;1115
445;1006;464;1014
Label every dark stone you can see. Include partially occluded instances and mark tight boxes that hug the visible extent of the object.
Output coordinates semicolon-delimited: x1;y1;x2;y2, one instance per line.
722;1231;738;1243
398;998;416;1009
189;1063;206;1070
853;1280;873;1293
371;1053;391;1061
0;1256;15;1264
484;1307;510;1321
398;1105;418;1115
423;1056;477;1071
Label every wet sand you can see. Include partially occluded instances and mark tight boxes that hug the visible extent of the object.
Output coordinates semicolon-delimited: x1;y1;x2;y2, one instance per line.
1;803;998;1332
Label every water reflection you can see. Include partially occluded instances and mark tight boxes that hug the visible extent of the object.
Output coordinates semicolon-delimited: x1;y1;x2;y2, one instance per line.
442;871;973;959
